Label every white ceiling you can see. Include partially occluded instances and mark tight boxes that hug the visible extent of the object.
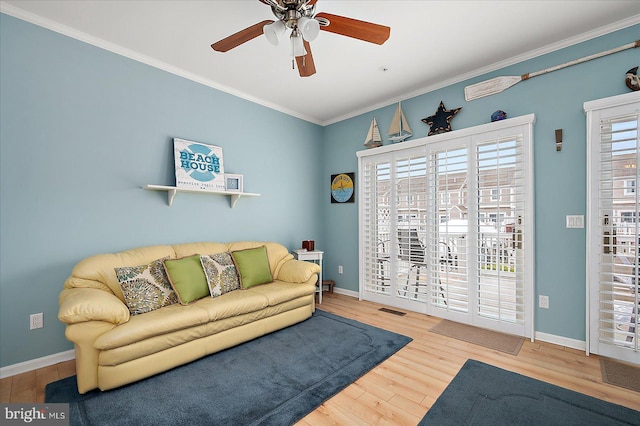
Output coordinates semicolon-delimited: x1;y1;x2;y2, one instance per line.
2;1;639;125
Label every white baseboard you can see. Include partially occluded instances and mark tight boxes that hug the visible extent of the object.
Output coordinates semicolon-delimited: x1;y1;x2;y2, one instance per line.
328;290;588;354
332;287;358;299
0;350;75;379
535;331;586;352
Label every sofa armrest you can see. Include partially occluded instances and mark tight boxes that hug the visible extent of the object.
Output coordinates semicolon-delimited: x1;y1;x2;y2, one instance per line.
59;288;130;325
276;259;321;284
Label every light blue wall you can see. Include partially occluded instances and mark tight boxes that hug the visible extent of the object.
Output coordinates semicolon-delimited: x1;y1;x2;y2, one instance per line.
321;24;640;342
1;12;638;368
0;14;323;367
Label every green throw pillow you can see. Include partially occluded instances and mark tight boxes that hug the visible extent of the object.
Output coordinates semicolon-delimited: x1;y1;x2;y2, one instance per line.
163;254;209;304
231;246;273;289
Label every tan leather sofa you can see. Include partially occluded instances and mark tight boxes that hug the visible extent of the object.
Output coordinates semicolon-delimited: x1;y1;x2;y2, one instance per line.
58;241;320;394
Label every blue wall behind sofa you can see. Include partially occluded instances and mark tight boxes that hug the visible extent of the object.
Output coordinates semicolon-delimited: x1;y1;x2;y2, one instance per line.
0;13;323;367
1;10;639;369
320;24;640;343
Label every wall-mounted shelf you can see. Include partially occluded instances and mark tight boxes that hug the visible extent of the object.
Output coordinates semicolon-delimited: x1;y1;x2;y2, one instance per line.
143;184;260;208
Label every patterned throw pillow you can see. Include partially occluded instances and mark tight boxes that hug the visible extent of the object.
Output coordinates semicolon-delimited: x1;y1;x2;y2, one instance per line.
200;252;240;297
115;257;178;315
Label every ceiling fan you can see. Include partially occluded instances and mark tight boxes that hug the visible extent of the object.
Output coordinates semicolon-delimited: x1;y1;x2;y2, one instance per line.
211;0;391;77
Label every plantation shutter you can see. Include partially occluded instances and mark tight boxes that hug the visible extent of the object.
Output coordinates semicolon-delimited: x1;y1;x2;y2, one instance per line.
395;150;428;303
425;135;529;335
360;155;392;300
427;145;469;313
591;110;639;359
586;92;639;363
474;137;526;326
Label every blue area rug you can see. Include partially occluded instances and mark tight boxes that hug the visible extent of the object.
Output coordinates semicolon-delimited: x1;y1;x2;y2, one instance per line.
46;310;411;425
420;359;640;425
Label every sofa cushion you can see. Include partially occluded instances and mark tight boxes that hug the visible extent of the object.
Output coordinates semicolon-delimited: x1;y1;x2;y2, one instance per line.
164;255;209;304
200;253;240;297
193;289;270;322
94;303;210;350
231;246;273;289
114;257;178;315
246;281;316;306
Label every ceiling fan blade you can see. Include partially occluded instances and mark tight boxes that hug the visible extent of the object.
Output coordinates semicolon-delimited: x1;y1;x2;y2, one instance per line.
315;12;390;45
296;40;316;77
211;20;273;52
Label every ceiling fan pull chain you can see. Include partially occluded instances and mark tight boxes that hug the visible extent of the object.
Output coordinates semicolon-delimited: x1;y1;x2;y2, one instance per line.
291;37;295;69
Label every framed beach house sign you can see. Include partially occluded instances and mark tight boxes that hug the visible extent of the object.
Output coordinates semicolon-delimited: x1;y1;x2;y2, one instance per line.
173;138;225;192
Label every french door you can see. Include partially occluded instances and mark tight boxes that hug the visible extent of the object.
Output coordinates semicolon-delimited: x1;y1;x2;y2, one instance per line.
586;92;640;364
358;115;534;338
359;146;429;313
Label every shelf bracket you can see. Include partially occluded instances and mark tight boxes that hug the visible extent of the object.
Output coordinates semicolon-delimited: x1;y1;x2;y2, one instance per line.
167;188;177;206
230;194;241;208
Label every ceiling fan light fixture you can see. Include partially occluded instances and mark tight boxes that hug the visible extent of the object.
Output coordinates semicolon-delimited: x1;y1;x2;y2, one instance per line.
290;32;307;57
298;17;320;42
263;20;286;46
211;1;391;78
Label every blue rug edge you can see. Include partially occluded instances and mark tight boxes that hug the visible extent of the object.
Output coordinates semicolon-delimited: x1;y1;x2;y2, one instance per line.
419;359;640;426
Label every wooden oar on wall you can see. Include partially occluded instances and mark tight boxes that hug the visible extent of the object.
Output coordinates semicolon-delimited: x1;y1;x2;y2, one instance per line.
464;40;640;101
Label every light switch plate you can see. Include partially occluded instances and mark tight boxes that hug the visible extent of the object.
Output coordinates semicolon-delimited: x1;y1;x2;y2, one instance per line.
566;215;584;228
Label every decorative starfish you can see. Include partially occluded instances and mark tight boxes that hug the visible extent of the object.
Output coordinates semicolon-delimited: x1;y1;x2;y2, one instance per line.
421;101;462;136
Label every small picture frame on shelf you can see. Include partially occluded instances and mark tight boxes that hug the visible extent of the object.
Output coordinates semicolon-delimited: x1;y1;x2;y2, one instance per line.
224;174;243;193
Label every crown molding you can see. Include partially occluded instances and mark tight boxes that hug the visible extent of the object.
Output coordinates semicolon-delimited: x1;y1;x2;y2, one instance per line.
322;14;640;126
0;2;323;126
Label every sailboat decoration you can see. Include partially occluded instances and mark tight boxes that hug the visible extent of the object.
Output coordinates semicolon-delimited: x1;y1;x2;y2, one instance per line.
387;102;413;143
364;116;382;148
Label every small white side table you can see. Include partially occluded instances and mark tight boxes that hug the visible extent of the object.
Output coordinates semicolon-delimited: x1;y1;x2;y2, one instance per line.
293;249;323;304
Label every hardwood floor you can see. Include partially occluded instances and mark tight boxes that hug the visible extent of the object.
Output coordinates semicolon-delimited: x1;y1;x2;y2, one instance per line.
2;293;638;424
0;356;75;404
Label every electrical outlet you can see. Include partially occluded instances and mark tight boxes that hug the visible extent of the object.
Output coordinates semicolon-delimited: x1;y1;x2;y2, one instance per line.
338;265;343;274
30;313;43;330
539;295;549;309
